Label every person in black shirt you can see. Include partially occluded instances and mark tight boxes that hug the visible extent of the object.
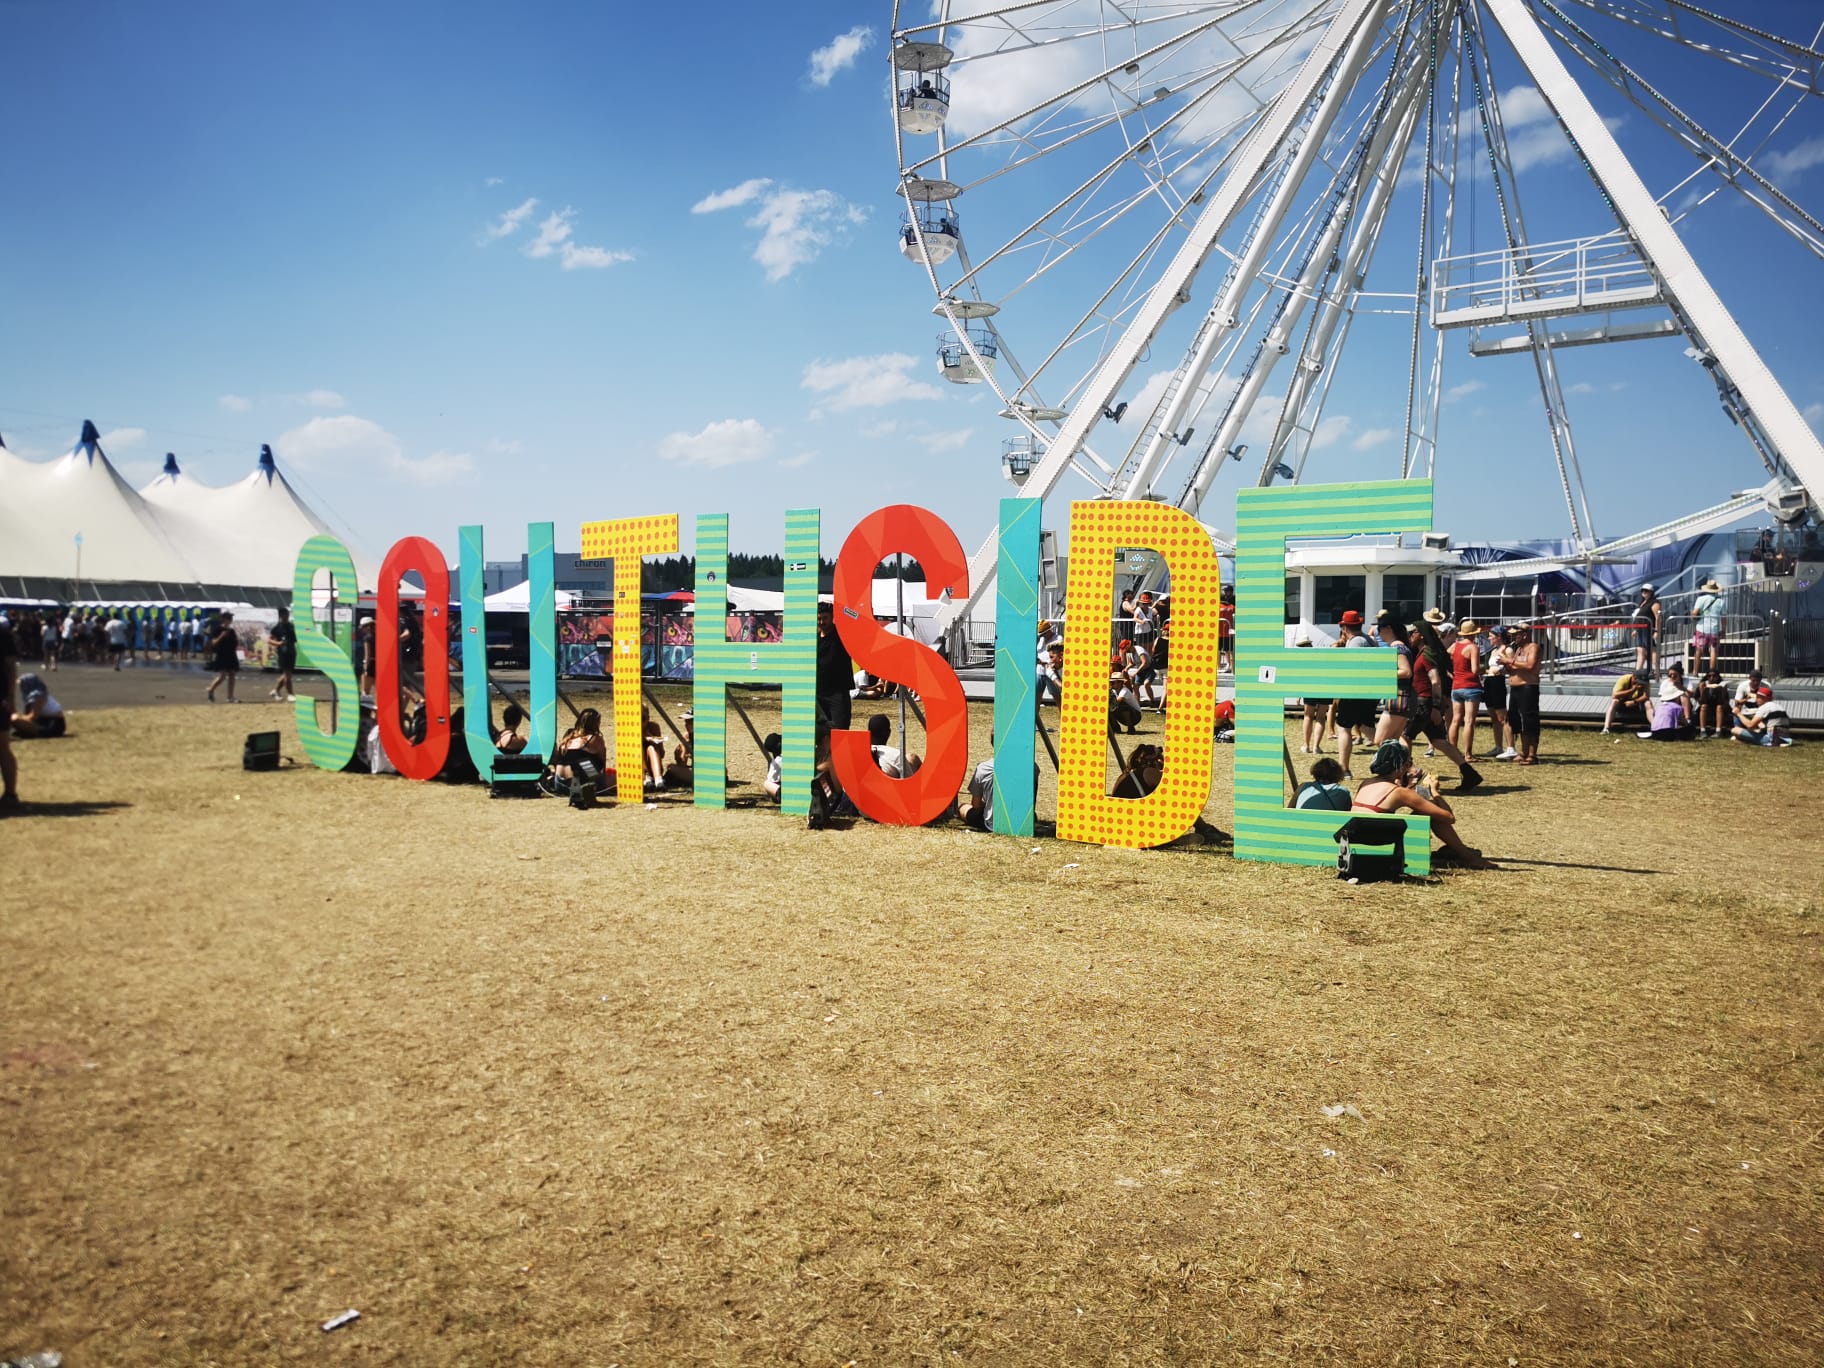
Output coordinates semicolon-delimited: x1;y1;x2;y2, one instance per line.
0;618;20;811
267;607;299;701
815;601;852;732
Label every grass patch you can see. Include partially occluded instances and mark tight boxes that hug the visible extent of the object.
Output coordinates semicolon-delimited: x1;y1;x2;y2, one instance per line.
2;687;1821;1363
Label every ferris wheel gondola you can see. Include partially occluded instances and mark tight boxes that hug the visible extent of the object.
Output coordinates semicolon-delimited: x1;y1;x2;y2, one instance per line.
889;0;1824;624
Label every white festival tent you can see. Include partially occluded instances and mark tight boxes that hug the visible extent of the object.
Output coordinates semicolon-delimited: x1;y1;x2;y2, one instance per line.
0;422;376;598
140;445;376;590
0;423;200;586
484;580;577;612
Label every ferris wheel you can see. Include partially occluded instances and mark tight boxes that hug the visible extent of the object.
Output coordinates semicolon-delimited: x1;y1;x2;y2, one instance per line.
889;0;1824;618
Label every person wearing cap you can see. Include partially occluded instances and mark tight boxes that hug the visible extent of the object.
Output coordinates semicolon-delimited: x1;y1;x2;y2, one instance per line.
1690;577;1725;675
1643;662;1696;739
1731;685;1793;747
1733;667;1767;707
12;673;66;738
1447;619;1485;759
1350;740;1495;869
1631;584;1661;674
1035;618;1061;669
1601;670;1651;735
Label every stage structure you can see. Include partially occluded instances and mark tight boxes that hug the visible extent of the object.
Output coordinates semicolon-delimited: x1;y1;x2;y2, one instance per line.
890;0;1824;628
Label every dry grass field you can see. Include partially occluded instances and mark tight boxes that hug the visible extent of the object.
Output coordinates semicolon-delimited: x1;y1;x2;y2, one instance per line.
3;675;1822;1365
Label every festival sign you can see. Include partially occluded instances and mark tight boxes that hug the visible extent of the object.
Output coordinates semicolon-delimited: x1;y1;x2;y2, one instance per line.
288;479;1436;865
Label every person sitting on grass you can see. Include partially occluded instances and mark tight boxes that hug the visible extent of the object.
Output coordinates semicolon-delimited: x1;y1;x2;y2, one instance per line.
495;702;528;754
1731;686;1794;747
1350;740;1495;869
1602;671;1650;734
642;705;668;791
867;712;921;778
12;674;67;738
761;732;785;803
1295;757;1351;811
1643;663;1696;739
663;712;695;790
543;708;610;799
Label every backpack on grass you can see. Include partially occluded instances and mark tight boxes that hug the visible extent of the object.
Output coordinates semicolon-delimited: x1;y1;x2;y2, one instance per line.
1334;816;1407;883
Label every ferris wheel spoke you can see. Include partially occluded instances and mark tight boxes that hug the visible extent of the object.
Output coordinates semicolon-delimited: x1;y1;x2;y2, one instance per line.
1553;0;1824;93
1529;1;1824;259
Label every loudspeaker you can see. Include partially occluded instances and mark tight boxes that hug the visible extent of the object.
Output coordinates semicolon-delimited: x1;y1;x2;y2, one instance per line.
488;753;546;798
243;730;281;772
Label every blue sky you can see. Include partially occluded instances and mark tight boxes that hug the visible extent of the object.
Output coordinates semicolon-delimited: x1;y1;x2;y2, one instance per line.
3;1;1821;571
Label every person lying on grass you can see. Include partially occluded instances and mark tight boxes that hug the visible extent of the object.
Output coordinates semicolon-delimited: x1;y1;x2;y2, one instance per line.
1351;740;1495;870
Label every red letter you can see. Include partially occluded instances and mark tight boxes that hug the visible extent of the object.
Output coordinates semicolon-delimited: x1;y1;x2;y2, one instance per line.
830;506;969;826
377;536;450;781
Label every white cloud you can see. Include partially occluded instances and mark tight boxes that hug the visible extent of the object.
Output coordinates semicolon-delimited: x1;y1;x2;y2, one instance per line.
808;25;872;87
859;418;899;439
482;196;539;242
802;354;943;413
695;179;866;279
658;418;776;468
1445;379;1486;403
484;176;505;188
693;178;774;214
1765;136;1824;180
1309;415;1351;450
913;427;975;454
523;207;633;270
1567;381;1596;396
486;437;525;456
98;426;146;451
393;450;477;486
279;414;475;486
779;451;816;470
218;393;252;412
1351;426;1396;451
746;188;867;280
295;388;345;409
1804;402;1824;427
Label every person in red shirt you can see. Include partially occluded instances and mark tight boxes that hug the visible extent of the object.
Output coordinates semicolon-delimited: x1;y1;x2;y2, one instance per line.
1447;619;1485;759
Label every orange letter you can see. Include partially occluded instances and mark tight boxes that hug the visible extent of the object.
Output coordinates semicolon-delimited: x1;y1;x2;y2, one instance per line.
830;506;969;826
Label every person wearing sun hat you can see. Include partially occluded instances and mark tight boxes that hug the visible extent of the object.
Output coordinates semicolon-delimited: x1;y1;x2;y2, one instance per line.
1447;618;1485;759
1690;576;1726;675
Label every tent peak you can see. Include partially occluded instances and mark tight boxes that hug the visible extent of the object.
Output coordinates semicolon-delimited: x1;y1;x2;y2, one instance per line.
257;444;276;482
162;453;181;476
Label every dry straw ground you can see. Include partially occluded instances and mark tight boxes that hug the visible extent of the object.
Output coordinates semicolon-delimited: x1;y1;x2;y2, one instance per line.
3;678;1821;1365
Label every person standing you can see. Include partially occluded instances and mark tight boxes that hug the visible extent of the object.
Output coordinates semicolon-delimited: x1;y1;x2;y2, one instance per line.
1690;577;1725;676
105;612;129;670
1631;584;1661;674
814;600;852;733
40;615;60;672
267;607;299;701
1505;624;1543;764
1331;610;1376;776
204;612;241;703
0;613;19;812
1479;624;1515;760
1447;620;1484;760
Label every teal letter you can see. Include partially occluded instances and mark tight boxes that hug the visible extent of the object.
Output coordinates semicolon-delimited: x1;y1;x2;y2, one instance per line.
990;497;1040;836
458;523;558;782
